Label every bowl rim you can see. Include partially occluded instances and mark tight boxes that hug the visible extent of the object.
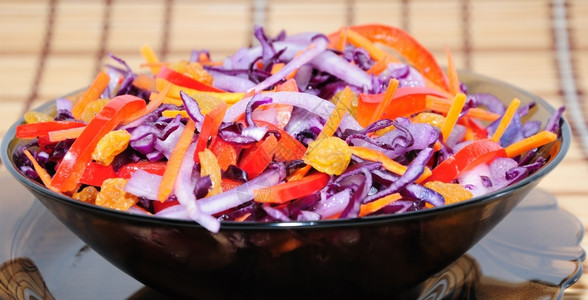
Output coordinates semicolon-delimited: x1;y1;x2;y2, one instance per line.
0;70;572;230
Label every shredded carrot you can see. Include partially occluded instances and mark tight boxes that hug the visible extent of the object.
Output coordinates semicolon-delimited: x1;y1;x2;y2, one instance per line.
345;28;389;62
286;165;312;182
367;55;396;75
156;78;244;104
157;119;196;202
505;130;557;158
23;149;60;193
274;78;299;92
426;96;500;122
369;78;399;124
440;93;467;142
161;110;189;119
48;126;86;142
140;44;161;75
71;71;110;119
318;86;353;139
359;193;402;217
123;82;172;125
491;98;521;143
330;26;348;51
349;146;431;183
132;73;157;92
446;47;461;96
271;63;284;75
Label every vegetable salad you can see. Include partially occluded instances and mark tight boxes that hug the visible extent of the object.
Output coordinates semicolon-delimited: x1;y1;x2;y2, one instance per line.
13;24;564;232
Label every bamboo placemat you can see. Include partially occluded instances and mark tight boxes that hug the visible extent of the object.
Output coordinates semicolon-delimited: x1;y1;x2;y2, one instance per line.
1;0;587;298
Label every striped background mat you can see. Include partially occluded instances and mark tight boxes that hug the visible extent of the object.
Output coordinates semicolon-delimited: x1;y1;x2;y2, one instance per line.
1;0;587;298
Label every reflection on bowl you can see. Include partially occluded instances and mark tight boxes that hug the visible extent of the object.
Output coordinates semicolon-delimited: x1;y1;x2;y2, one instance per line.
1;71;571;298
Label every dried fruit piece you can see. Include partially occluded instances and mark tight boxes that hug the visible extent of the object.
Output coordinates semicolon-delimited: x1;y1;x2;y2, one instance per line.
199;148;222;196
92;130;131;166
72;186;99;204
413;112;446;129
303;136;351;175
95;178;138;210
24;111;53;124
80;98;110;123
424;181;473;206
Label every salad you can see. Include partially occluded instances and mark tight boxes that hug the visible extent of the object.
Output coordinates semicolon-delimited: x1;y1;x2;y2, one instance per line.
13;24;564;233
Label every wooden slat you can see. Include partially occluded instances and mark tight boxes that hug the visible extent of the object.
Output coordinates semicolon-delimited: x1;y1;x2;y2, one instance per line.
0;1;587;299
470;0;553;50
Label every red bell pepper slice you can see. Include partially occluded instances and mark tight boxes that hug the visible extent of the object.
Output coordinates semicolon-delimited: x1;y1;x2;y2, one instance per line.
221;178;243;192
156;65;224;93
16;121;86;139
253;172;330;204
79;162;118;186
194;102;227;161
116;161;167;179
152;199;180;213
50;95;146;193
238;134;279;179
357;87;447;126
333;24;450;92
210;138;238;171
426;139;506;183
253;120;307;162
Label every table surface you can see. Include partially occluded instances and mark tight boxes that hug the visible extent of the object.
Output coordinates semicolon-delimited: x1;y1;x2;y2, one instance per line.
1;0;587;299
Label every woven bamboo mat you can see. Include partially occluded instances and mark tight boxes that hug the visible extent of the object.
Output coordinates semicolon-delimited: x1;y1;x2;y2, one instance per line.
1;0;587;298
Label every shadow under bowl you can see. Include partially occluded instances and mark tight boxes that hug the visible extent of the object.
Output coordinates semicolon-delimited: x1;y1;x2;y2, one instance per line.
1;71;571;299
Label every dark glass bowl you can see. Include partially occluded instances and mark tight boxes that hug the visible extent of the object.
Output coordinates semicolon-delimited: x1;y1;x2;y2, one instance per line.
1;71;571;299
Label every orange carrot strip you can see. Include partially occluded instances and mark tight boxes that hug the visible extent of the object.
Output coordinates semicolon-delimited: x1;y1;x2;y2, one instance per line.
161;110;189;119
286;164;312;182
318;86;353;139
446;47;461;96
359;193;402;217
426;96;500;122
274;78;299;92
345;28;389;62
369;78;399;124
48;126;86;142
349;146;431;183
271;63;285;75
367;55;396;75
132;73;157;92
140;44;161;75
71;71;110;119
491;98;521;143
157;119;196;202
505;130;557;158
23;149;60;193
440;93;467;142
330;27;347;51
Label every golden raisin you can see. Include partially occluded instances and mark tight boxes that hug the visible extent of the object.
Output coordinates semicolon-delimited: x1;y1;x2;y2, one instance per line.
92;130;131;166
80;98;109;123
72;186;99;204
198;148;222;196
424;181;473;206
95;178;138;210
303;136;351;175
24;111;53;124
169;61;214;85
413;112;446;130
